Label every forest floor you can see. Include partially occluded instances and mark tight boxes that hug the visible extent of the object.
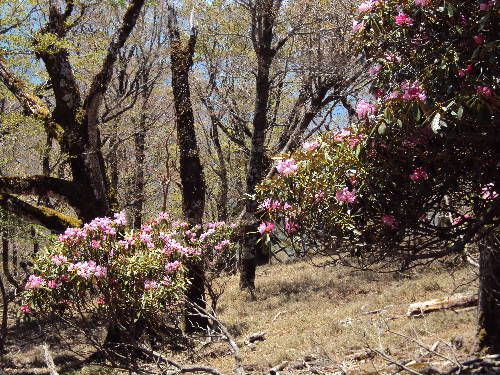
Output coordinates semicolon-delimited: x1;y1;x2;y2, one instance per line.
1;256;479;374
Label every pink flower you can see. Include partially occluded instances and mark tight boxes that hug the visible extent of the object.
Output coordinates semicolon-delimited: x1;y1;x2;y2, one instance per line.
358;0;379;13
410;167;429;180
20;304;31;314
334;128;351;141
356;100;375;117
369;64;382;75
453;214;470;225
381;215;398;229
302;140;320;151
285;218;300;233
352;20;364;31
94;265;107;278
91;240;101;249
47;280;59;288
388;91;401;100
458;64;472;77
314;191;325;202
59;274;70;282
214;240;231;250
144;280;158;290
401;81;426;101
384;52;401;63
25;275;45;289
276;159;299;175
113;211;127;225
473;34;485;44
372;88;385;98
95;298;106;305
348;134;364;147
395;12;413;25
414;0;429;5
481;183;498;200
165;260;183;273
335;187;357;203
258;222;275;235
52;254;68;265
476;85;492;96
480;1;495;10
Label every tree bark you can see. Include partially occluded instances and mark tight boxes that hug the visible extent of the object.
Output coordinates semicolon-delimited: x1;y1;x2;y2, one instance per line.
477;234;500;354
0;275;8;354
167;2;207;331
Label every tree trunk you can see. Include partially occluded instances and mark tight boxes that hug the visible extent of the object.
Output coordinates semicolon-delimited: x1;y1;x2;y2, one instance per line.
167;3;207;332
132;115;146;229
0;275;8;354
477;235;500;354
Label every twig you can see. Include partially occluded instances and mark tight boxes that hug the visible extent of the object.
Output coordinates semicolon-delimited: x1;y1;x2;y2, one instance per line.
191;303;245;375
387;329;460;369
42;343;59;375
269;361;288;374
368;348;423;375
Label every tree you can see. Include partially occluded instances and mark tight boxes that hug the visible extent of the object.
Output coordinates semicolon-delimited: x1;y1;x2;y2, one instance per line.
0;0;146;231
166;1;208;330
258;0;499;353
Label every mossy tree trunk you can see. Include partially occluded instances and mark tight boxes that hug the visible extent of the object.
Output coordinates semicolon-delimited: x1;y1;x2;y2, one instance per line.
166;2;208;332
478;234;500;354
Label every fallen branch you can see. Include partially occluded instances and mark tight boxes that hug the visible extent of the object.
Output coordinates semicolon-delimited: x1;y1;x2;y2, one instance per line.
42;343;59;375
406;292;478;316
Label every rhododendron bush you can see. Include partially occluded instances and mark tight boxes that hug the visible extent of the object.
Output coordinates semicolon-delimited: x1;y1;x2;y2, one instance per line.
20;212;236;343
258;0;499;269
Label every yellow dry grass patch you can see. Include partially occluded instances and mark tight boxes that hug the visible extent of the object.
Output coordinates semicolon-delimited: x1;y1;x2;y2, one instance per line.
202;258;478;374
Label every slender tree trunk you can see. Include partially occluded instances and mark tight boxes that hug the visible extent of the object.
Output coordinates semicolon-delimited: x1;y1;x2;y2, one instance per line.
167;3;207;331
132;115;146;229
477;234;500;354
0;275;8;354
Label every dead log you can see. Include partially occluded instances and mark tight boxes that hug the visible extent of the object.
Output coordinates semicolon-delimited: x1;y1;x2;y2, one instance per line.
406;291;478;316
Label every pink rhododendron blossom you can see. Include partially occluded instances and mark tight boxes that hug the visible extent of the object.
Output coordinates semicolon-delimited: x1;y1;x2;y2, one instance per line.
20;304;30;314
335;187;357;203
314;191;325;202
144;280;158;290
358;0;379;13
458;65;472;77
334;128;351;141
356;100;375;117
395;13;413;25
91;240;101;249
199;228;215;241
258;222;275;235
369;64;382;75
302;140;320;151
453;214;470;225
384;52;401;63
283;202;293;210
348;134;365;147
388;91;401;100
414;0;429;5
285;218;300;233
214;240;231;250
410;167;429;180
352;20;364;31
473;34;485;44
52;254;68;265
95;298;106;305
401;81;426;101
47;280;59;288
276;159;299;175
25;275;45;289
381;215;398;229
481;183;499;200
259;198;282;210
165;260;183;273
476;85;492;96
207;221;225;229
372;88;385;98
113;211;127;225
59;274;70;282
94;265;107;278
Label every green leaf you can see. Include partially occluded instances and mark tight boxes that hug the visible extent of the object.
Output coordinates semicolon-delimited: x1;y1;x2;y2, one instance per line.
431;112;441;133
378;123;387;135
456;106;463;119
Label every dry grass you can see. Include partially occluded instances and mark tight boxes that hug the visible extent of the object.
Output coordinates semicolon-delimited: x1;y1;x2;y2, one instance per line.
201;257;478;374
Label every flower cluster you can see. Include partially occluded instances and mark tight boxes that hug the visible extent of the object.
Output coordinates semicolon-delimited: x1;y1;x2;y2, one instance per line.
276;159;299;175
